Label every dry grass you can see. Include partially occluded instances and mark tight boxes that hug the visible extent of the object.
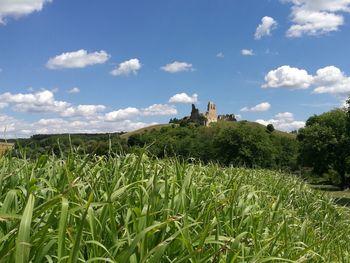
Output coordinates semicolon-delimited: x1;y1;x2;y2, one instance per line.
0;143;14;156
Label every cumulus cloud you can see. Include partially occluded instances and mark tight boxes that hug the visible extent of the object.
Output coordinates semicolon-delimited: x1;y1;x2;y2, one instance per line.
0;0;51;24
255;16;278;39
241;49;254;56
0;90;70;113
0;90;181;137
313;66;350;94
46;49;110;69
0;113;156;138
110;58;142;76
104;107;141;122
143;104;177;116
68;87;80;94
0;114;25;138
0;90;109;118
262;65;313;89
61;105;106;117
263;65;350;95
283;0;350;37
240;102;271;112
168;93;198;104
161;61;193;73
256;112;305;132
104;103;177;121
0;102;8;109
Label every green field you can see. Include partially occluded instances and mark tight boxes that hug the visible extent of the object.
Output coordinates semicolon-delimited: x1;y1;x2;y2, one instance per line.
1;153;350;262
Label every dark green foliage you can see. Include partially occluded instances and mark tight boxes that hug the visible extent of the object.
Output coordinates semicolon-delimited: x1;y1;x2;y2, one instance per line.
266;124;275;133
5;133;128;159
127;121;298;170
298;108;350;187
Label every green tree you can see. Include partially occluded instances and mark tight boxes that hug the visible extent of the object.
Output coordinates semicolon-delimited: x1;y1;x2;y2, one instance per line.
298;109;350;187
267;124;275;133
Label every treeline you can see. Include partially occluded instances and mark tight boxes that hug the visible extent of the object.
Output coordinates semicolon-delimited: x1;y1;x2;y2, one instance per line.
128;121;299;170
4;101;350;187
5;133;127;158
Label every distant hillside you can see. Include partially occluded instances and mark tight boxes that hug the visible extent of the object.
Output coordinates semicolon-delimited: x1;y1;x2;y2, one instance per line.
120;124;172;139
126;120;299;170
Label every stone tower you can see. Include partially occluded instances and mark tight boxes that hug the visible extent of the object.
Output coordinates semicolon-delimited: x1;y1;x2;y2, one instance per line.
204;101;217;126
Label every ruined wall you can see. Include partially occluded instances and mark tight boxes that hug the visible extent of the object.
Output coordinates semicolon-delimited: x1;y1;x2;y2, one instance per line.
187;102;235;127
189;104;206;125
204;102;218;126
218;114;236;122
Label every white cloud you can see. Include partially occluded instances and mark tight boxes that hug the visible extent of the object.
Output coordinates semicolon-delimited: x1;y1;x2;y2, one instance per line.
46;49;110;69
68;87;80;94
255;16;278;39
256;112;305;132
262;65;313;89
263;65;350;95
313;66;350;94
283;0;350;37
143;104;177;116
0;102;8;109
0;0;51;24
110;58;142;76
168;93;198;104
0;90;70;113
105;103;177;121
0;114;155;138
0;114;20;134
104;107;141;122
61;105;106;117
241;49;254;56
0;91;181;137
241;102;271;112
161;61;193;73
216;52;224;58
0;90;107;118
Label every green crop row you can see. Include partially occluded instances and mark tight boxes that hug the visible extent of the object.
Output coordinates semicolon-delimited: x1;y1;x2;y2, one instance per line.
0;152;350;262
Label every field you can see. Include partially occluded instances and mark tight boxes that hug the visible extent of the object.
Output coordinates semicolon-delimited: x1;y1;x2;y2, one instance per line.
1;153;350;262
0;143;14;156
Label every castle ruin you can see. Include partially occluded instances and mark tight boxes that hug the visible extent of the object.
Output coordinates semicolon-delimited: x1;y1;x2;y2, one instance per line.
188;102;236;127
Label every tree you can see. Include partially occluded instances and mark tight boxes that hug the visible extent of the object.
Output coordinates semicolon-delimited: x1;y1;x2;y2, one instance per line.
266;124;275;133
298;109;350;187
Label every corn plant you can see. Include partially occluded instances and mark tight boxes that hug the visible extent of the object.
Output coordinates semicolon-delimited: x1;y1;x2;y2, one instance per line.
0;152;350;262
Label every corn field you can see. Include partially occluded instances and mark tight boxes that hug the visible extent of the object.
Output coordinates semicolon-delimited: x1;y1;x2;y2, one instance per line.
1;152;350;262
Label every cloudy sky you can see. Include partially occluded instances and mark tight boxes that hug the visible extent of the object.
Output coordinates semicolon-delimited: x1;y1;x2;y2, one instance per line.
1;0;350;137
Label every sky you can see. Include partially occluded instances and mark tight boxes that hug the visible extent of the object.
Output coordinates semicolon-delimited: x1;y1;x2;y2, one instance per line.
1;0;350;138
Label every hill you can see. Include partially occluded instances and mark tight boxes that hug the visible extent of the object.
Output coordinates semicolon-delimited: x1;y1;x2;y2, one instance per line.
0;153;349;261
120;123;171;139
126;120;299;170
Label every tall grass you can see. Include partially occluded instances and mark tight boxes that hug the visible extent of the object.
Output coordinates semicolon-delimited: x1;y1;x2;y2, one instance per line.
1;152;350;262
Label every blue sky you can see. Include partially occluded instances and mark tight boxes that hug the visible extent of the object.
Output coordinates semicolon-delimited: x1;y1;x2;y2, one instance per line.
1;0;350;137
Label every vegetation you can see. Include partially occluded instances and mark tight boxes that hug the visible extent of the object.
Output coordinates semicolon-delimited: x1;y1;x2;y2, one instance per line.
298;108;350;188
0;143;14;156
128;121;298;171
3;133;127;159
1;152;350;262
